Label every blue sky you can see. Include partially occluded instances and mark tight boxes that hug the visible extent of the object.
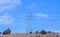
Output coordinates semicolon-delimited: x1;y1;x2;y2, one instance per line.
0;0;60;33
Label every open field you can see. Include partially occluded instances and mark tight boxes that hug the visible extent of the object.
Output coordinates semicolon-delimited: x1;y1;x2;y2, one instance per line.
0;33;60;37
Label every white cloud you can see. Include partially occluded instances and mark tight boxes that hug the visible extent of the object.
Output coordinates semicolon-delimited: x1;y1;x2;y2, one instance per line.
0;0;21;12
0;13;14;25
0;0;21;25
35;13;49;19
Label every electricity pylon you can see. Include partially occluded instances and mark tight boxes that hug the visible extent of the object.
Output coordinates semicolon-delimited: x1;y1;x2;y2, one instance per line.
26;12;32;33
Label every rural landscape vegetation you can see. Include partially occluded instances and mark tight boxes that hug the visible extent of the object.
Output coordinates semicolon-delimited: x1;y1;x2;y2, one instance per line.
0;0;60;37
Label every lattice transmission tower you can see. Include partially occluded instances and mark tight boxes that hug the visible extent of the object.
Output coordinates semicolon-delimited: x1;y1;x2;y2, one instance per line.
26;12;32;33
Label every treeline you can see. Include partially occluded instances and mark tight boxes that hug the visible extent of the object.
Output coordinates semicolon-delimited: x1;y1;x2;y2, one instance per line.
29;29;52;34
0;28;52;35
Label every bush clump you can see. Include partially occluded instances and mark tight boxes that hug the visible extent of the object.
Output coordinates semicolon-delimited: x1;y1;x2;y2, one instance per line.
40;29;47;34
29;31;32;34
48;31;51;33
3;28;11;35
35;31;39;33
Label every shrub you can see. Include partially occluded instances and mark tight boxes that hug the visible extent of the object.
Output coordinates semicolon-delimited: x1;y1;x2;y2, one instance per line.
40;29;47;34
35;31;39;33
48;31;51;33
29;31;32;34
3;28;11;34
0;32;2;34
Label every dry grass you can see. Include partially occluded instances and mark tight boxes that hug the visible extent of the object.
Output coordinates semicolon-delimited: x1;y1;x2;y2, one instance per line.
0;33;60;37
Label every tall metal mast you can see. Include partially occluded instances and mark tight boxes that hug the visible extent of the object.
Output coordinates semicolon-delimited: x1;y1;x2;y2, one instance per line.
26;12;32;33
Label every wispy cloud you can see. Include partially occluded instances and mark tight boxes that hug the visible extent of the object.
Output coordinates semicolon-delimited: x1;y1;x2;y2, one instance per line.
0;13;14;25
0;0;21;12
35;13;49;19
27;4;36;8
